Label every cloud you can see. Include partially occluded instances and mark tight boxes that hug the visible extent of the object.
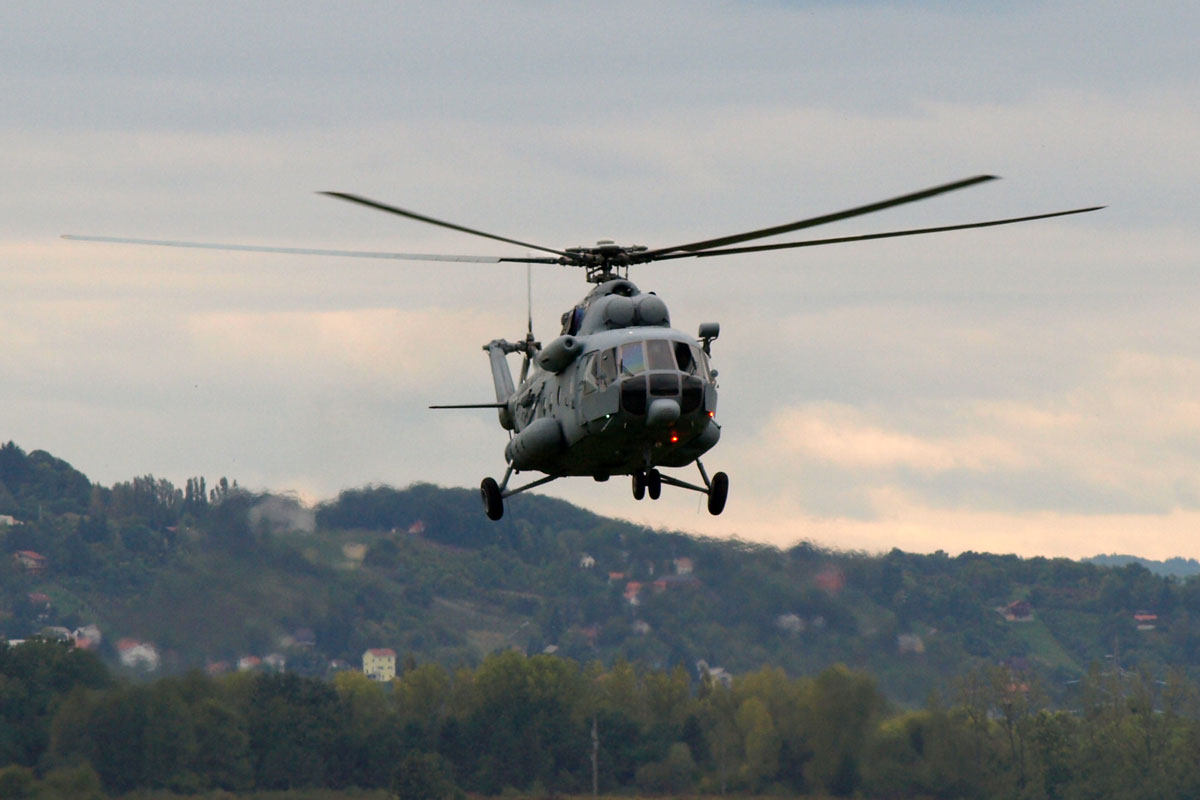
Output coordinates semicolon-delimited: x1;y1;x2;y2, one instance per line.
3;1;1199;561
771;403;1025;472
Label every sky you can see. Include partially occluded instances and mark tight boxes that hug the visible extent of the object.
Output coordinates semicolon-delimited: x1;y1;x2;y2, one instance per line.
2;1;1198;559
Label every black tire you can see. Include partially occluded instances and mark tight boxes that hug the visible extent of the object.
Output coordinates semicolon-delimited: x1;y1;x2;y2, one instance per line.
707;472;729;515
632;471;646;500
480;477;504;520
647;468;662;500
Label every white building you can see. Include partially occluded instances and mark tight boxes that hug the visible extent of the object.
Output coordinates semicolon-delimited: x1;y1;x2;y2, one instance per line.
363;647;397;681
116;639;160;671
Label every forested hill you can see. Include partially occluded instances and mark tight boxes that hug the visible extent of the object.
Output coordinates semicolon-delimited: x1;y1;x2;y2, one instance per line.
4;439;1200;706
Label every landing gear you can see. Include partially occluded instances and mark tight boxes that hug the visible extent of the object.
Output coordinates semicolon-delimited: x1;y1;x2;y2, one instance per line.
631;462;727;514
480;467;564;520
481;477;504;520
480;462;726;520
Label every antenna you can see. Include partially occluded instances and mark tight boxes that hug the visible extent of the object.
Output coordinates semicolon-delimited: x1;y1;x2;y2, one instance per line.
519;262;536;384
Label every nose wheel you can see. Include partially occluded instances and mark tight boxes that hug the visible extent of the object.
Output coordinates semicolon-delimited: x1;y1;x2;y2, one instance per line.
632;469;662;500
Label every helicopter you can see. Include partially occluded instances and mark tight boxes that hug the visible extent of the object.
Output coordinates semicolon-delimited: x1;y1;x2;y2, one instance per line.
64;174;1102;520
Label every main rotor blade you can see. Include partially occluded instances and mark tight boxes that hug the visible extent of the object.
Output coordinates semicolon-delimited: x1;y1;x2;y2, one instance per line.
321;192;573;260
651;206;1106;261
429;403;508;409
60;234;560;264
644;175;998;259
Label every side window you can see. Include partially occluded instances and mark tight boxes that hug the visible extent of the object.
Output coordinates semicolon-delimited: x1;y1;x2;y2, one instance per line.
620;342;646;376
598;348;617;387
581;352;598;394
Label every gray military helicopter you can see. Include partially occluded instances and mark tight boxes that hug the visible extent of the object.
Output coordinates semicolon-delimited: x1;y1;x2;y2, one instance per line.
64;175;1102;520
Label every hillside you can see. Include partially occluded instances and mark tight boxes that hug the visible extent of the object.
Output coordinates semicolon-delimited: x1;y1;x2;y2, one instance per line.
3;440;1199;706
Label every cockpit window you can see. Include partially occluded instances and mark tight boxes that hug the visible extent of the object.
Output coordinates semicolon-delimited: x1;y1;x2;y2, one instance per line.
673;342;694;373
620;342;646;376
645;339;675;370
674;341;709;378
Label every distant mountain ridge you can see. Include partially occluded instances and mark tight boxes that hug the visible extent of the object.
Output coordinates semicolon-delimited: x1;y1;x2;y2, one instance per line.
1085;553;1200;577
7;439;1200;708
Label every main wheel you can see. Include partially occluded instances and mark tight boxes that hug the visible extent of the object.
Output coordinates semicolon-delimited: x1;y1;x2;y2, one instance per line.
707;472;729;515
632;471;646;500
480;477;504;520
646;468;662;500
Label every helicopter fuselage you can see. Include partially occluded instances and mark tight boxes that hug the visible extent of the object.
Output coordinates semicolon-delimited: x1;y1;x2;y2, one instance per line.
490;278;720;480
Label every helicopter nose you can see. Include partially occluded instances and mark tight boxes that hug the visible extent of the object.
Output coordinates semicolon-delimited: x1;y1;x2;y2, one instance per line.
646;398;681;428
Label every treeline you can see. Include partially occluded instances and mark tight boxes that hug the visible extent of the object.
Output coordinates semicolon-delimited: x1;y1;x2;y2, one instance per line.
5;638;1200;799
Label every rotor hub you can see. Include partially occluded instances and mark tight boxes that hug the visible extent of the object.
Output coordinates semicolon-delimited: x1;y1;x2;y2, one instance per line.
562;241;649;282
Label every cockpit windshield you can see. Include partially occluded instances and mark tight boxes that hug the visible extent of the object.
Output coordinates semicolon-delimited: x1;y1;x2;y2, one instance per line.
620;342;646;376
615;339;708;379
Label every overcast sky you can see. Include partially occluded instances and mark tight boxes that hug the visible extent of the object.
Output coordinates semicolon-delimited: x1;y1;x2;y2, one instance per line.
2;2;1198;559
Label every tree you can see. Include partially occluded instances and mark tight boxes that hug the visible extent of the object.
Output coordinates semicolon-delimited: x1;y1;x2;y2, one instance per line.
393;751;460;800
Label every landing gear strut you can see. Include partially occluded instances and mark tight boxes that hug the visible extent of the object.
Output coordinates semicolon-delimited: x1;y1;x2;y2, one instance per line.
480;466;564;521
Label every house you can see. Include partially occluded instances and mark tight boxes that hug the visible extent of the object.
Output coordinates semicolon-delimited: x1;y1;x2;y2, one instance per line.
263;653;287;671
407;520;426;535
0;514;18;527
1000;600;1034;622
776;613;805;634
608;571;627;583
623;581;644;606
632;619;652;635
673;557;694;575
573;624;600;647
13;550;47;574
1134;612;1158;631
73;624;102;650
116;639;160;671
652;574;700;592
363;647;397;681
579;554;596;569
238;656;262;671
814;566;845;593
897;633;926;654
